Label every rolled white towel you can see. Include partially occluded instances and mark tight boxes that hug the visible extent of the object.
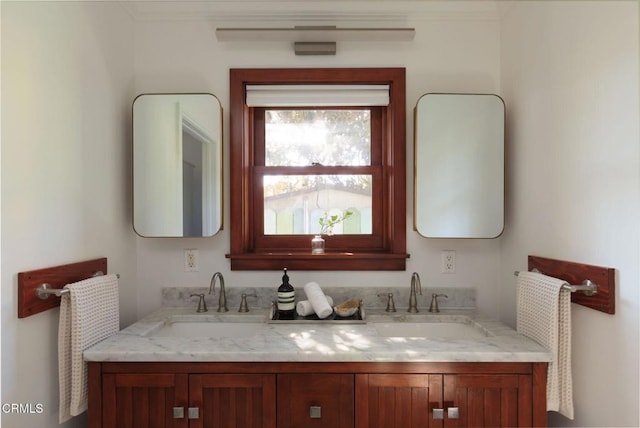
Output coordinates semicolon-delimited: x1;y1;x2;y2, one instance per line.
303;282;333;319
296;296;334;317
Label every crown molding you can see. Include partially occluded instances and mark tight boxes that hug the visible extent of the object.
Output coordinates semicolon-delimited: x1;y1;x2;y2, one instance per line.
118;1;501;23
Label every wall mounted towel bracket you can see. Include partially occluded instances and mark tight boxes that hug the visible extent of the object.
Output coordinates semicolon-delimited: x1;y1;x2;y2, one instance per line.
35;271;119;300
36;283;72;299
514;270;597;296
525;255;615;314
17;258;108;318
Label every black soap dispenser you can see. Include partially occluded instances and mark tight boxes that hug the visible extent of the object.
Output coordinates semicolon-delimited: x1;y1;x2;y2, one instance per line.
277;268;295;320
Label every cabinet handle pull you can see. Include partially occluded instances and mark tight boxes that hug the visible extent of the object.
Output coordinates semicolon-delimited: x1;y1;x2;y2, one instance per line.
433;408;444;420
188;407;200;419
447;407;460;419
172;407;185;419
309;405;322;419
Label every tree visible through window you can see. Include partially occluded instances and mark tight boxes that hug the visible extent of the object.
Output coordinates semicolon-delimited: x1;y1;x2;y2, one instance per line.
265;110;371;166
263;109;372;236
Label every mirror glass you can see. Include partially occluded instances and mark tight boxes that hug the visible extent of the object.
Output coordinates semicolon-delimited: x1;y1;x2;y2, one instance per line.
133;94;222;237
414;93;504;238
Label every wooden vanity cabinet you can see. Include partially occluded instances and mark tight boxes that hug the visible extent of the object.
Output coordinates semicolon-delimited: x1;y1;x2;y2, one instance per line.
90;363;276;428
356;371;539;427
88;362;546;428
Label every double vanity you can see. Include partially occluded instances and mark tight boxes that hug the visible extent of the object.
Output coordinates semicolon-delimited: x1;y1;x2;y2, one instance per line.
119;72;541;427
85;294;551;427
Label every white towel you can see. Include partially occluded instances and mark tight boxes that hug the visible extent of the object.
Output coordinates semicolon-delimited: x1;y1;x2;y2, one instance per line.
296;296;333;317
303;282;333;319
517;271;573;419
58;274;119;423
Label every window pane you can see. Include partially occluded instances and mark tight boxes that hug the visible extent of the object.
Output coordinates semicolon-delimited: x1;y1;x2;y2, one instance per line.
264;175;372;235
265;110;371;166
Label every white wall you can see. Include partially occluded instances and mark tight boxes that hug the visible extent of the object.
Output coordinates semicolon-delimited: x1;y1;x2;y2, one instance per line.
132;14;505;319
3;2;637;427
499;1;639;426
1;2;136;427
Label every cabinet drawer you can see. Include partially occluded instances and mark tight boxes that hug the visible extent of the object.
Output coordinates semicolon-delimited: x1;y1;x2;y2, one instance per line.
277;373;354;428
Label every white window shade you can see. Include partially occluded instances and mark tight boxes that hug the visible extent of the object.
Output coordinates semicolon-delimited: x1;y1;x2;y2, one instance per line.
246;85;390;107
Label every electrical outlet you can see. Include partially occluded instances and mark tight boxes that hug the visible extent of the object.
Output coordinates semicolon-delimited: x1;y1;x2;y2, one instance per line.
184;249;199;272
441;250;456;274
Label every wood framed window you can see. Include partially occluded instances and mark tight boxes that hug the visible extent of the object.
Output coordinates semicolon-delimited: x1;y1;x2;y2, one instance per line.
227;68;408;270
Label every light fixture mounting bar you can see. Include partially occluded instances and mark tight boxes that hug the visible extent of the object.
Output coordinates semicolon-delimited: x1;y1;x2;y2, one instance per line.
215;27;415;42
294;42;337;56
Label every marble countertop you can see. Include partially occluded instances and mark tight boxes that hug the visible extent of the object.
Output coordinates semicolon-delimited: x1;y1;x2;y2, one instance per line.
84;307;551;363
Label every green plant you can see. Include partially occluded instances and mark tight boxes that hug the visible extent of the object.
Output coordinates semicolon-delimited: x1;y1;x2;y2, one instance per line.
319;210;353;235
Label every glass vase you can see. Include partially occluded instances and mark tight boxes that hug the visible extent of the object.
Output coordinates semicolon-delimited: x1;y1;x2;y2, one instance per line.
311;235;325;254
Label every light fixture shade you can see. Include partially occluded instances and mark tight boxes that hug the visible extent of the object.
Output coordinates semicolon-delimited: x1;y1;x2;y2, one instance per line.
216;27;415;42
245;84;390;107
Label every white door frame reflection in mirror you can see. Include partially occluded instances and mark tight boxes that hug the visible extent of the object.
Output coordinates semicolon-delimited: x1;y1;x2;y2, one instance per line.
414;93;504;238
133;93;222;237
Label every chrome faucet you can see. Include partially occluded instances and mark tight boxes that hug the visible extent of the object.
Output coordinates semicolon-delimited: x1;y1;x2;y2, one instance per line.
408;272;422;313
209;272;228;312
429;293;448;313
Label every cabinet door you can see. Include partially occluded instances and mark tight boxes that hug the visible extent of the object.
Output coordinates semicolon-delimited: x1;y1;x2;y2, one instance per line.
443;374;532;428
355;374;443;428
102;373;188;428
277;373;354;428
189;374;276;428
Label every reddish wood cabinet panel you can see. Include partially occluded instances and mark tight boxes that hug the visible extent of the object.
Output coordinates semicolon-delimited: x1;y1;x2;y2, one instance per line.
99;372;276;428
443;374;533;428
277;373;354;428
101;373;188;428
189;374;276;428
356;372;538;428
355;374;443;428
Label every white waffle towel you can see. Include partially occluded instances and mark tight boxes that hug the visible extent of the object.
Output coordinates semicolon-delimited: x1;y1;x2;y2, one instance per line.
303;282;333;319
296;296;334;317
58;274;119;423
517;271;573;419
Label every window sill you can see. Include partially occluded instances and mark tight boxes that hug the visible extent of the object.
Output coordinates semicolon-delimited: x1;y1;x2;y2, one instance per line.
226;252;409;271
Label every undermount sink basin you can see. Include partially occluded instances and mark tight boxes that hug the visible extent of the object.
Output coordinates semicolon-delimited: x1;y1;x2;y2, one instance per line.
373;322;489;339
147;321;266;338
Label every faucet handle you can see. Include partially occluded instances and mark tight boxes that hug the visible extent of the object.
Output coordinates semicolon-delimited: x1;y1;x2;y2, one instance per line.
190;293;208;313
377;293;396;312
238;292;257;313
385;293;396;312
386;293;397;312
429;293;448;313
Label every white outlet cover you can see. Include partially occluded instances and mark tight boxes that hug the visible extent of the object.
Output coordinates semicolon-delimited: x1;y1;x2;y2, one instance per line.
441;250;456;274
185;249;199;272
